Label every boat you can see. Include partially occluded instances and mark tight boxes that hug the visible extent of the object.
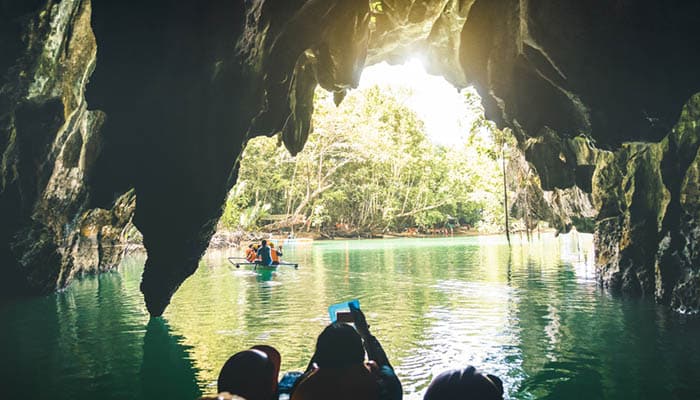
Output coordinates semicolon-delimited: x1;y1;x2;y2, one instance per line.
227;257;299;270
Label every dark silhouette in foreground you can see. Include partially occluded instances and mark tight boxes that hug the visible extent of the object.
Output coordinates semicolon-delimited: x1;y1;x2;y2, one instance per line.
423;366;504;400
216;347;280;400
201;306;504;400
198;394;246;400
291;304;402;400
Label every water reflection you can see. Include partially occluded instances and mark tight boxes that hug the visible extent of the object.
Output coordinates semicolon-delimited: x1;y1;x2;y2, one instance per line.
141;318;201;399
0;268;148;399
0;258;207;400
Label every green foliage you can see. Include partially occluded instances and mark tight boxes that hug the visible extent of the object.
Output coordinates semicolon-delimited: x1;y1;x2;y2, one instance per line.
221;84;518;233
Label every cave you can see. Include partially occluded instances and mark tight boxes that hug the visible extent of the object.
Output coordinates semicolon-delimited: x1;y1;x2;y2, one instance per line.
1;0;700;318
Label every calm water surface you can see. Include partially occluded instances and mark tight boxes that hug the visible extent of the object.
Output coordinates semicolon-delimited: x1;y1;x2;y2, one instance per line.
2;234;700;399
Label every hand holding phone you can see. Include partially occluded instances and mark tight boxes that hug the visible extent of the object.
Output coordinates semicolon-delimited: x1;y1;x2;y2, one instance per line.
349;302;370;337
328;299;360;323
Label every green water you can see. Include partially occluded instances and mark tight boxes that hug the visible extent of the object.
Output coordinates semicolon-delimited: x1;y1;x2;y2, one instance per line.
2;234;700;399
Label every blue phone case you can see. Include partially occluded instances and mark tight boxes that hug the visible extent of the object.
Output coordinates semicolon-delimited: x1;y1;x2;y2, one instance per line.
328;299;360;322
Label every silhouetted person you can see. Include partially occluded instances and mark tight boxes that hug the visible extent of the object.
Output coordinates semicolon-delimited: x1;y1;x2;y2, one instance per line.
245;244;257;262
291;304;402;400
197;393;246;400
256;239;272;265
269;242;283;265
423;366;504;400
217;347;279;400
251;344;281;394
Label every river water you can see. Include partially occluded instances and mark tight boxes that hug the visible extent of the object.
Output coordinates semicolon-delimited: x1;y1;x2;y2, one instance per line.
2;234;699;399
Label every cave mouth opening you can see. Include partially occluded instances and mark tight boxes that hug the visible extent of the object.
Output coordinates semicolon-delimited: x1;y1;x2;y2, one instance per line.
218;59;537;238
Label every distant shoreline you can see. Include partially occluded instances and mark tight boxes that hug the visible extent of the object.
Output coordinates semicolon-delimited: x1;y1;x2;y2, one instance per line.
208;227;563;249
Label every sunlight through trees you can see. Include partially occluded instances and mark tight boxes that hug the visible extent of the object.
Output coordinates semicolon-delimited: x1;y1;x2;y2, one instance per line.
221;79;522;236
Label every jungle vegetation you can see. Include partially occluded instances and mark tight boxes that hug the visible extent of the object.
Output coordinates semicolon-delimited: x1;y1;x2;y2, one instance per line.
220;85;532;236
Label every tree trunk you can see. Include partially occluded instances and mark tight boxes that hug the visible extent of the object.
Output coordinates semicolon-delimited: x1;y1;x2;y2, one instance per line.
502;144;511;245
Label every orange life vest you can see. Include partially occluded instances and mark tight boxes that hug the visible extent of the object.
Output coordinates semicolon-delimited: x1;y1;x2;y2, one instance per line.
245;248;257;262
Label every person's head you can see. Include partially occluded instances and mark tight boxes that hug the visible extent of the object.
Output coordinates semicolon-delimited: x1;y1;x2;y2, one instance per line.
313;322;365;368
423;366;503;400
217;349;276;400
269;242;275;248
261;239;267;247
198;394;247;400
251;345;281;391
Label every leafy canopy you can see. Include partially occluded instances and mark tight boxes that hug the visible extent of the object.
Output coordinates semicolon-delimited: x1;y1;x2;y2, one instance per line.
221;85;513;234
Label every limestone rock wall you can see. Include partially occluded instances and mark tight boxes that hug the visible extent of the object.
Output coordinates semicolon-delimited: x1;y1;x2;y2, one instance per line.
656;96;700;313
593;142;670;298
506;140;597;234
0;0;135;296
593;94;700;313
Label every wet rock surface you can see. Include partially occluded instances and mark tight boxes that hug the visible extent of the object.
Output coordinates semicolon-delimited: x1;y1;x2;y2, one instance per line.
1;0;699;314
0;0;135;296
593;95;700;313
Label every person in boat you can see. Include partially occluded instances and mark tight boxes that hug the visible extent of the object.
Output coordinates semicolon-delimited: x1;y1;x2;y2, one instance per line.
251;345;282;396
290;304;402;400
198;394;246;400
256;239;273;266
270;242;283;265
423;366;504;400
245;244;257;263
216;346;281;400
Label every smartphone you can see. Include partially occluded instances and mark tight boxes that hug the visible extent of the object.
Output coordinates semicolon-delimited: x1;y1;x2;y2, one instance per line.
328;299;360;322
335;311;354;323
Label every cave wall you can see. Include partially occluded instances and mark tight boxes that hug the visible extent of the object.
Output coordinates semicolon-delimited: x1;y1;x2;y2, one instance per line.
0;0;135;297
593;95;700;312
1;0;699;315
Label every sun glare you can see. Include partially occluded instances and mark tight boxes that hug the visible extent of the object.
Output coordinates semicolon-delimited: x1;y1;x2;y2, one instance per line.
358;59;476;146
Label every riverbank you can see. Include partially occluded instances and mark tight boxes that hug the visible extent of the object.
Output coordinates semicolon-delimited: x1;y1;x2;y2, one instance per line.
207;226;559;249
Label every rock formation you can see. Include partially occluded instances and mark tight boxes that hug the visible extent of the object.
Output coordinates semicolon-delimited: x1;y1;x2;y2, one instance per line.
593;95;700;312
1;0;699;315
0;0;135;297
